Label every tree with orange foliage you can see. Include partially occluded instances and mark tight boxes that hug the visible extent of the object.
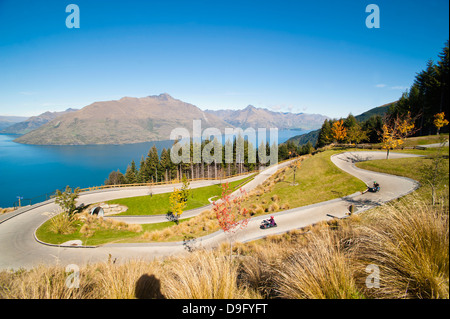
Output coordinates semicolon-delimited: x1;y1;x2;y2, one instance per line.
213;182;250;258
331;120;347;144
380;112;417;159
433;112;449;136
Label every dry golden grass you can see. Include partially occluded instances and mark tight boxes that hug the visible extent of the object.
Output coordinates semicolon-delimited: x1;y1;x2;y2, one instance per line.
0;207;15;215
273;231;362;299
354;192;449;299
268;202;280;212
95;259;163;299
139;209;220;242
161;249;260;299
0;264;97;299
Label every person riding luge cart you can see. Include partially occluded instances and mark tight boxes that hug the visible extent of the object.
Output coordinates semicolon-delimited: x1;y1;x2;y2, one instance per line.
260;215;277;229
367;181;380;193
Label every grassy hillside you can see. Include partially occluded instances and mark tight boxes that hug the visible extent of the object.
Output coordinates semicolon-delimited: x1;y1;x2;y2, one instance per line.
242;150;367;214
9;142;449;299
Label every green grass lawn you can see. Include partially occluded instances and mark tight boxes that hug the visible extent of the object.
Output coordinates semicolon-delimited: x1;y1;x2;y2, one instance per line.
36;215;196;246
107;173;255;216
243;149;368;214
35;219;142;246
394;134;448;147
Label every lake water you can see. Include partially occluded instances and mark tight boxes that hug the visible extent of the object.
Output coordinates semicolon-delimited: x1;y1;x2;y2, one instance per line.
0;129;309;208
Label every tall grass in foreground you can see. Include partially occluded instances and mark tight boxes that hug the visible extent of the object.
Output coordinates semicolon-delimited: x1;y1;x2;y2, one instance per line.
355;192;449;299
162;250;259;299
273;231;362;299
0;264;97;299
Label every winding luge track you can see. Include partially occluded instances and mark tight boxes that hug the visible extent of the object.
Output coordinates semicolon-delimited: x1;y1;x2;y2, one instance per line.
0;151;421;270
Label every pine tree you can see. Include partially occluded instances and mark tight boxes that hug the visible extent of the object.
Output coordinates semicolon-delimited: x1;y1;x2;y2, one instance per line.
317;119;333;147
388;42;449;136
415;60;441;135
138;155;146;183
145;145;160;183
257;139;267;167
362;115;383;143
124;160;138;184
212;137;222;178
166;148;177;180
343;114;357;130
159;148;171;182
300;141;314;155
224;138;233;176
278;143;289;161
192;141;202;179
436;41;449;131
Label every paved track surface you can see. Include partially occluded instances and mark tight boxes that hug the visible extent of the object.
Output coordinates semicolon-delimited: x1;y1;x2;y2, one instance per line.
0;151;421;270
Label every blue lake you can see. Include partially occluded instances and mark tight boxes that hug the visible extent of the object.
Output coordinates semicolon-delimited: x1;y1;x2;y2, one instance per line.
0;129;309;208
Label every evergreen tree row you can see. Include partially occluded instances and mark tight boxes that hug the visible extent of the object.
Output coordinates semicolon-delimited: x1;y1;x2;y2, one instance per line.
316;114;383;148
105;137;277;185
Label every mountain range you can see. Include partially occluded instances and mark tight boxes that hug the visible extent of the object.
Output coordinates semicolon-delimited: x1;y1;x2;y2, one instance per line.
0;116;29;131
6;94;396;146
205;105;328;131
13;94;233;145
11;93;331;145
1;109;78;135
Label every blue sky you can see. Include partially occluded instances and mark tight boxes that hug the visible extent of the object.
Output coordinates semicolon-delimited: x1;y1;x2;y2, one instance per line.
0;0;448;118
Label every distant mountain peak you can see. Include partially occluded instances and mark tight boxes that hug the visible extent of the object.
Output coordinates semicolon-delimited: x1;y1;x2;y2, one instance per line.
244;105;257;115
148;93;174;101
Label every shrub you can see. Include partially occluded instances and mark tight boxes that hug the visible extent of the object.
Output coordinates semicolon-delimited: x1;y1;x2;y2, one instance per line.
271;195;280;202
48;209;77;235
254;205;265;215
268;202;280;212
54;185;80;219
